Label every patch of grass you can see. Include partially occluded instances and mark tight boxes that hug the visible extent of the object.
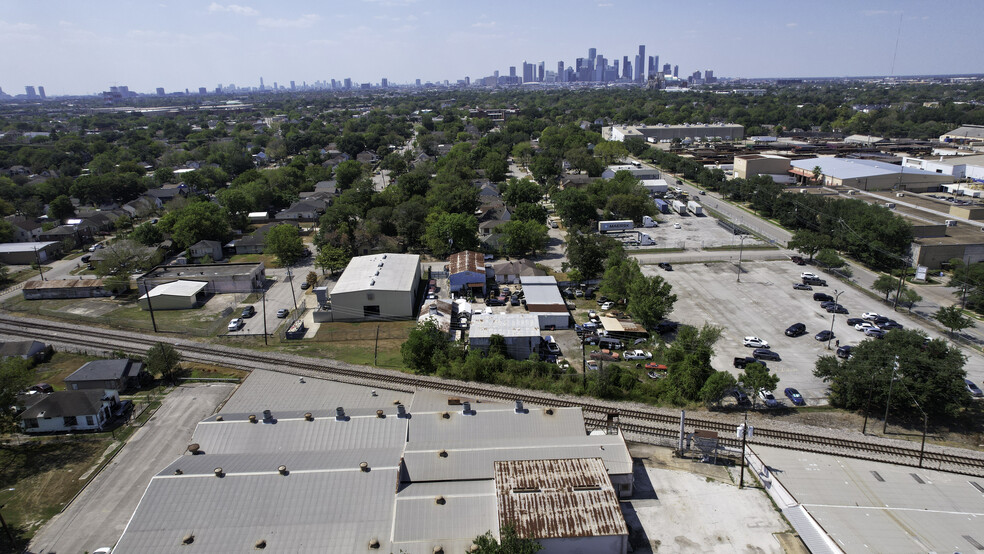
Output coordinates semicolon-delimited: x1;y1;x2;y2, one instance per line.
32;352;103;390
0;438;114;540
181;362;247;381
311;321;414;368
632;247;686;254
228;253;280;268
703;245;779;251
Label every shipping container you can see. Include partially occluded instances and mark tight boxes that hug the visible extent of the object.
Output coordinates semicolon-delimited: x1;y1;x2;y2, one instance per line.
598;220;634;232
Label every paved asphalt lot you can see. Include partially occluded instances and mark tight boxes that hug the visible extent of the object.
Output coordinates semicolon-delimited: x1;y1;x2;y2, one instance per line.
29;383;236;554
642;259;983;406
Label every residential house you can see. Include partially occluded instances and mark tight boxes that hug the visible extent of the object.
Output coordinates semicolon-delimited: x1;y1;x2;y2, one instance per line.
447;250;487;296
76;211;121;232
19;391;114;434
188;240;223;262
122;195;157;218
0;340;48;362
64;358;145;395
274;197;329;222
234;222;298;255
490;259;545;284
4;215;43;242
144;187;185;205
356;150;379;164
38;225;87;248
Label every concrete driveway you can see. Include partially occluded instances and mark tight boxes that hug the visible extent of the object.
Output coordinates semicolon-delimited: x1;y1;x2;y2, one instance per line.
29;383;236;554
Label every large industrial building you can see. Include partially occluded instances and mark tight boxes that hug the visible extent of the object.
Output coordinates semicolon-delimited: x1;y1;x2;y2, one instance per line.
137;263;265;295
733;154;792;180
789;158;952;192
608;123;744;143
902;153;984;183
520;275;571;329
113;371;633;554
329;253;421;321
468;313;542;359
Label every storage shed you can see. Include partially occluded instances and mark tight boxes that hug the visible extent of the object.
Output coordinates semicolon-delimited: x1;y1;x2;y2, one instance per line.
137;280;208;310
520;275;570;329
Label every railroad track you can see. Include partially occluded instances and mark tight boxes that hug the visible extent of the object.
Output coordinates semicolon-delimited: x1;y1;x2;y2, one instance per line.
4;314;984;476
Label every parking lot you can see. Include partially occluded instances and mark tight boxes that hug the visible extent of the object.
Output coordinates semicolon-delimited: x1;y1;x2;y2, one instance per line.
641;259;949;406
610;204;770;252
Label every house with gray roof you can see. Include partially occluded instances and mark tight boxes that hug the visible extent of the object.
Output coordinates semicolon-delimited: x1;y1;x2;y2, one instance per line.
64;358;145;395
275;197;329;222
19;390;114;434
0;340;48;362
4;215;44;242
188;240;223;262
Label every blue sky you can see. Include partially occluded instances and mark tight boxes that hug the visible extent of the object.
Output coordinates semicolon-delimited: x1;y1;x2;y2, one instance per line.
1;0;982;96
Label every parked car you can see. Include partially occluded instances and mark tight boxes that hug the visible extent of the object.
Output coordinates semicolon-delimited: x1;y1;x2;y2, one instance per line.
623;349;653;360
784;323;806;337
820;301;838;309
501;287;511;296
784;387;806;406
864;327;886;338
803;277;827;286
485;297;506;306
300;282;311;290
801;271;818;280
814;293;833;302
730;388;751;407
241;305;256;318
586;360;599;371
879;321;904;330
861;312;881;321
658;262;673;271
596;296;610;306
646;371;664;380
733;356;762;369
228;318;244;331
792;282;812;290
581;334;600;345
655;321;679;334
758;389;778;408
815;330;834;341
855;322;877;332
600;301;614;311
510;295;521;306
836;345;854;359
743;336;769;348
846;317;865;326
30;383;54;393
872;315;891;325
113;399;134;417
644;362;668;371
825;304;847;314
753;348;780;361
790;255;805;265
965;379;984;398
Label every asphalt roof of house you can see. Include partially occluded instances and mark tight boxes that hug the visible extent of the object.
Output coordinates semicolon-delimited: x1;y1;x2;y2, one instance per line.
20;390;106;419
65;359;142;382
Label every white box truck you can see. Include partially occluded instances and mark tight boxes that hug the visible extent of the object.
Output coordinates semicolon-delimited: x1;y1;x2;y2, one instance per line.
642;215;657;228
671;200;687;215
687;201;703;216
598;220;634;233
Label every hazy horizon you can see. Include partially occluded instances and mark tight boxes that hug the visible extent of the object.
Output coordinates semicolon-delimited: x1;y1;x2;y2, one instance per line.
2;0;983;96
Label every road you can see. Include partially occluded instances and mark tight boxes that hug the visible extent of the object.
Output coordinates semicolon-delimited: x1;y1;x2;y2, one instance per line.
28;383;236;554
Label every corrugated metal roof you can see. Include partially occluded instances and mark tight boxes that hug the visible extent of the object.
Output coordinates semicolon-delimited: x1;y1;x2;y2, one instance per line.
391;480;497;551
407;407;586;444
495;458;629;540
113;469;398;554
403;434;634;482
23;278;106;290
190;415;408;455
448;250;485;275
160;448;401;476
790;157;942;179
331;253;419;295
469;313;540;339
520;277;565;306
219;369;410;414
0;241;58;253
140;279;207;299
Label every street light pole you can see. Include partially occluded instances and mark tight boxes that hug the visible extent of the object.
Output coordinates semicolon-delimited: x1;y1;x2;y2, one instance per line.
738;408;749;489
736;235;747;283
142;277;158;333
286;264;298;310
883;356;899;434
827;289;843;350
261;281;268;346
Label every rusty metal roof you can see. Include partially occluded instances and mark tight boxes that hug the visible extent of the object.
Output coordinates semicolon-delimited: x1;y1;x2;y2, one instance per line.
494;458;629;540
447;250;485;275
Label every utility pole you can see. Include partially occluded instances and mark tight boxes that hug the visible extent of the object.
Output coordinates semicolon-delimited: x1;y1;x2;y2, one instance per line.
883;356;899;434
893;257;908;310
34;246;46;281
736;235;747;283
142;277;158;333
374;324;380;365
286;265;298;310
862;372;875;434
827;290;843;349
738;409;749;489
261;282;268;346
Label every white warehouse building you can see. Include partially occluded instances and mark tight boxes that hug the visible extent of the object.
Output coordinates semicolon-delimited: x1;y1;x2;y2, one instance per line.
329;254;421;321
469;313;541;360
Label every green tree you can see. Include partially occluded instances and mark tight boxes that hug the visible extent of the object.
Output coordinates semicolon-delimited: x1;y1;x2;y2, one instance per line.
552;187;597;229
814;248;844;269
47;194;75;221
599;254;640;301
424;211;479;258
739;363;780;407
811;165;823;184
593;140;629;166
899;287;922;312
264;224;304;266
401;319;451;373
334;160;364;189
168;201;231;249
788;229;825;261
0;357;34;432
873;274;898;300
154;167;175;185
315;244;351;276
501;178;542;207
499;219;549;257
0;220;15;243
565;233;623;279
511;142;534;169
512;203;548;224
934;305;975;336
661;323;722;403
628;274;677;329
472;524;542;554
147;341;182;384
699;371;738;406
814;329;969;420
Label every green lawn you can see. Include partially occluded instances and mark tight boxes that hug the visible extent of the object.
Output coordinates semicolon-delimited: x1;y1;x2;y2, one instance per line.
32;352;102;390
228;253;281;268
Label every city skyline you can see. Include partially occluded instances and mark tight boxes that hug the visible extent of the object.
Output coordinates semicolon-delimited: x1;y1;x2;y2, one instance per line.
1;0;983;96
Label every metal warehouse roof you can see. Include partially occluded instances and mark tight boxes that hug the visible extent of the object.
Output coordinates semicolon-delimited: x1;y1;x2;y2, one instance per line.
392;480;498;553
160;448;401;477
113;468;399;554
0;241;58;253
519;277;565;306
495;458;629;540
469;313;540;339
139;279;207;299
406;406;587;444
447;250;485;275
331;253;419;295
219;369;411;413
23;278;106;290
790;157;942;180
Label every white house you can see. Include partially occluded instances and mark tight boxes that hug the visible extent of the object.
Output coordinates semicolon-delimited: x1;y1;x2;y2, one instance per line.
19;391;114;434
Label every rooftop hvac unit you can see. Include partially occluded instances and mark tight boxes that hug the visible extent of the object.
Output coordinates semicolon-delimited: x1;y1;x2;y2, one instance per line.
946;220;957;227
896;193;905;197
886;203;896;209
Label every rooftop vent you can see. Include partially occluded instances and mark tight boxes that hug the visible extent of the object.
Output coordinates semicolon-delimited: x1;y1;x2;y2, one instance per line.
462;402;474;416
360;461;369;472
214;467;224;478
370;279;375;286
378;261;384;268
262;409;273;422
545;408;554;415
397;404;408;418
441;411;450;419
183;534;195;545
514;400;526;414
304;412;313;421
438;449;448;458
278;465;288;476
187;443;200;454
433;546;444;554
298;377;305;383
248;414;257;423
255;539;267;549
376;409;385;418
336;407;347;421
435;496;446;505
174;468;183;475
369;537;380;549
382;254;387;259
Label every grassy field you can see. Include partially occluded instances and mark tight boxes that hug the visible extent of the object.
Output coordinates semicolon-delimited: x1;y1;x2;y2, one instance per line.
32;352;103;390
0;438;115;543
228;253;280;268
181;362;248;381
311;321;414;368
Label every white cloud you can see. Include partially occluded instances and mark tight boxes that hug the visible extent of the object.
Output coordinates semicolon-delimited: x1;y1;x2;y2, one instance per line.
0;20;38;32
862;9;896;16
361;0;419;5
472;21;496;28
258;14;320;28
208;3;259;16
127;29;171;40
786;22;797;28
598;2;614;6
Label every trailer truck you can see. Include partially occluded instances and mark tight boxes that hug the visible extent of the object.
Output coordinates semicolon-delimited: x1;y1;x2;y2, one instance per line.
642;215;657;227
687;201;703;216
671;200;687;215
598;220;634;233
654;199;670;214
638;232;656;246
